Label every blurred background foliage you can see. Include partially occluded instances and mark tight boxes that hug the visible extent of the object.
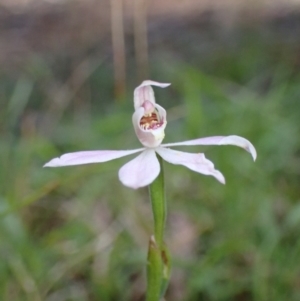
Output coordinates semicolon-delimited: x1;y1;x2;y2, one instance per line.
1;0;300;300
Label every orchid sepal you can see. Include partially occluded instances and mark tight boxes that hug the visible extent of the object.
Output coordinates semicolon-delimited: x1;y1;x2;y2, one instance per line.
134;80;171;110
161;135;257;161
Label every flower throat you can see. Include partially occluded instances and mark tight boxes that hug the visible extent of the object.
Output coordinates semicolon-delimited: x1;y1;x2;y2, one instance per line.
140;111;163;130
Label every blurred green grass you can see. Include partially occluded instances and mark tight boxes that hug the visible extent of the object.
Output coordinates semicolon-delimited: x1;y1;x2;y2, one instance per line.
1;18;300;301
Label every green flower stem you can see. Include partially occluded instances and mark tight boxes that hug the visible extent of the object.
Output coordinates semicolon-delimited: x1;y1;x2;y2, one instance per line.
149;155;166;248
146;236;163;301
146;155;171;301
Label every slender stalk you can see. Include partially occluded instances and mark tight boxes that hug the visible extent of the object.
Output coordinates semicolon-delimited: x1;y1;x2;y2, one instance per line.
149;155;166;248
146;155;170;301
134;0;149;81
110;0;126;100
146;236;163;301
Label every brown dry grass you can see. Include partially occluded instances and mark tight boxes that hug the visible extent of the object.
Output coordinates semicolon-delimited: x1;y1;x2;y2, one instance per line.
1;0;299;78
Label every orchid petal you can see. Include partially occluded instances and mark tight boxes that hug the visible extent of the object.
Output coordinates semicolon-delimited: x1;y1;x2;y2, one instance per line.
134;80;171;110
156;147;225;184
118;149;160;189
132;104;167;148
44;148;144;167
161;135;257;161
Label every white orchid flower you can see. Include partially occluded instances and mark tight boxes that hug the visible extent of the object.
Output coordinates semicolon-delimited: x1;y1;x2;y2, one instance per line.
44;80;256;189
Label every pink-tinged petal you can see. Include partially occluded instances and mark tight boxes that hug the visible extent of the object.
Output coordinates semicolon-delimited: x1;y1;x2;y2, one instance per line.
218;135;257;161
132;104;167;148
134;80;171;110
156;147;225;184
118;149;160;189
44;148;144;167
161;135;257;161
